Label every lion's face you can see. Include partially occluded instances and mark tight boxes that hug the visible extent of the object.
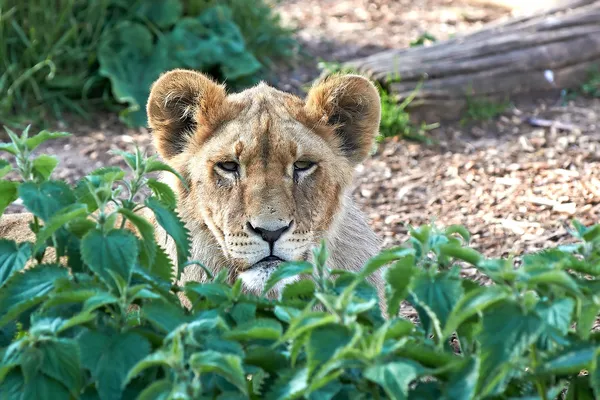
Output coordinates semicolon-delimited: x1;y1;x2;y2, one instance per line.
147;70;380;292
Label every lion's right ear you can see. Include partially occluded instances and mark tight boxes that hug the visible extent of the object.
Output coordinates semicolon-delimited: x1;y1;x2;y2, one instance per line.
147;69;227;159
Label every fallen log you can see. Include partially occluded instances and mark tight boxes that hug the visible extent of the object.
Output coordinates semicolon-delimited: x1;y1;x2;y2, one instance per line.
345;0;600;122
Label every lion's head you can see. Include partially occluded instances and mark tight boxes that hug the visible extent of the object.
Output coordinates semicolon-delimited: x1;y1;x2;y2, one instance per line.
147;69;381;294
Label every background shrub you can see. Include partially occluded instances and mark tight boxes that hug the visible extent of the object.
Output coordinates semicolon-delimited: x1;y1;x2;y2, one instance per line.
1;127;600;399
0;0;295;127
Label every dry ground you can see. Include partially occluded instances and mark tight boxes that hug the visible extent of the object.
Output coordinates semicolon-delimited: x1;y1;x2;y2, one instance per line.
3;0;600;260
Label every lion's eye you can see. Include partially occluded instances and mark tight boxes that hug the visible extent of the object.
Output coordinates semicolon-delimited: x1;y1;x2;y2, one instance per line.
216;161;239;173
293;160;315;172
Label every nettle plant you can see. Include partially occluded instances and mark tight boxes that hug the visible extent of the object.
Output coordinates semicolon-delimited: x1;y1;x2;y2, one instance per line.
0;128;600;400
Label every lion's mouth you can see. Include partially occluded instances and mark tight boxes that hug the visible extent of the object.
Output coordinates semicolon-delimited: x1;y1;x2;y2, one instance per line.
250;255;285;269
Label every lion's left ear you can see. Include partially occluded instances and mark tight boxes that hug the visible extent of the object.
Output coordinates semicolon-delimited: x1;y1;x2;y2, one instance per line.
304;74;381;164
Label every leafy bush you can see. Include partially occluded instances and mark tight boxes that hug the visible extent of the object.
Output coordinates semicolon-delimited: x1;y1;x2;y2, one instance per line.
1;127;600;400
0;0;295;127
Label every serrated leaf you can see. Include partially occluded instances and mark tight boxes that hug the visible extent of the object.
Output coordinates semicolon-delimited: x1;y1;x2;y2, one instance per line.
478;301;544;396
410;272;463;335
32;155;58;181
438;244;482;265
25;130;70;151
118;208;156;267
146;179;177;209
109;150;137;171
78;330;150;400
224;318;282;341
145;197;189;278
39;338;82;396
364;359;424;400
307;324;353;376
263;261;312;294
0;265;68;327
443;285;510;338
34;204;88;251
19;181;75;221
81;229;138;286
189;350;247;395
0;240;32;287
142;300;189;332
0;181;19;216
384;256;416;316
281;279;315;301
535;298;575;349
146;158;188;188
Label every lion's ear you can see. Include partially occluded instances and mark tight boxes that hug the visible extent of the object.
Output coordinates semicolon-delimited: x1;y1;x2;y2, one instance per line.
147;69;227;159
305;74;381;164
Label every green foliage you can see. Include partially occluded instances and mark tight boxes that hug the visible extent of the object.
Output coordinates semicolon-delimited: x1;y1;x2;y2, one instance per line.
2;126;600;399
0;0;295;127
318;61;439;143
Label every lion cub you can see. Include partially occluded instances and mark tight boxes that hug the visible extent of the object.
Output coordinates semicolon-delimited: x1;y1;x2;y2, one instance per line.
1;70;383;297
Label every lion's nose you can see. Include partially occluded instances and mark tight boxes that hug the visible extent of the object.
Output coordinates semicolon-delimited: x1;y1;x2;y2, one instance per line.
247;221;293;244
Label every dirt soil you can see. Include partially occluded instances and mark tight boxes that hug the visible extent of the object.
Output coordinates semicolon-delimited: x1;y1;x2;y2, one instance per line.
4;0;600;261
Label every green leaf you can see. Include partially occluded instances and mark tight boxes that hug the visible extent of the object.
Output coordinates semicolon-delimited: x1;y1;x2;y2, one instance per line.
125;351;171;386
281;279;315;301
25;130;70;151
189;350;247;395
81;229;138;286
166;7;262;81
522;269;581;295
438;244;482;265
224;318;282;341
145;159;188;189
39;338;82;396
566;376;595;400
134;0;182;28
444;357;479;400
98;22;175;126
118;208;156;267
0;240;31;287
142;300;189;332
146;179;177;209
34;204;88;251
263;261;312;294
445;225;471;243
0;142;18;155
592;349;600;399
0;160;11;178
384;256;416;316
0;181;19;216
265;367;308;400
536;345;596;375
78;330;150;400
364;359;424;400
535;298;575;349
0;265;68;327
410;272;463;335
136;379;173;400
19;181;75;221
145;198;189;277
307;324;353;375
443;286;510;338
185;282;231;304
32;155;58;181
477;301;544;396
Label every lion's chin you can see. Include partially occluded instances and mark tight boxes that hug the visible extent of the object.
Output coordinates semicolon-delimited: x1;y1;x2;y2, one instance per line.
238;256;290;296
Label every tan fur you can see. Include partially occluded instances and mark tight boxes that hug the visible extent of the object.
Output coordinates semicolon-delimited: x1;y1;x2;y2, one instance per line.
0;69;383;302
